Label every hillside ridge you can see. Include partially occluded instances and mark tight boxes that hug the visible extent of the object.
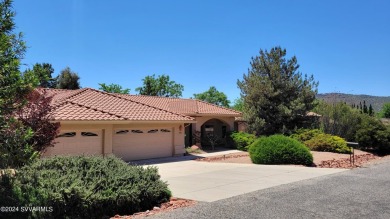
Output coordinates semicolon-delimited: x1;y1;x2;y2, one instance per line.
317;93;390;112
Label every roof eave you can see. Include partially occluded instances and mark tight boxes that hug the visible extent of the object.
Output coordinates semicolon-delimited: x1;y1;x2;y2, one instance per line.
184;113;242;117
55;120;196;125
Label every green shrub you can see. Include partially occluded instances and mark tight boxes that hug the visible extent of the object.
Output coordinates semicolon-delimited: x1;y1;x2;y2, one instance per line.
249;135;313;166
230;132;257;151
355;115;390;152
290;129;323;142
0;156;171;218
0;119;39;169
304;133;351;154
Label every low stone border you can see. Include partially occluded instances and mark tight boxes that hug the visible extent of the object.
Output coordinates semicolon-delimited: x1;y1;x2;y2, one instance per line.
111;197;196;219
317;154;378;168
195;154;249;162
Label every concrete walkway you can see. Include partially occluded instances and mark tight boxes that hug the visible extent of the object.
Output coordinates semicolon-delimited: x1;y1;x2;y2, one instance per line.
148;159;347;202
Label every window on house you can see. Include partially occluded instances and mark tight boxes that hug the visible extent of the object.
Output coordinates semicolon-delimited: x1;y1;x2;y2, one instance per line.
205;125;214;133
116;130;129;134
81;132;98;137
148;129;158;133
160;129;171;133
57;132;76;138
131;130;143;133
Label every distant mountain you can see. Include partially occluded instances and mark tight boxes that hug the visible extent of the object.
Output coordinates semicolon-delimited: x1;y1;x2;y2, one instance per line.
316;93;390;112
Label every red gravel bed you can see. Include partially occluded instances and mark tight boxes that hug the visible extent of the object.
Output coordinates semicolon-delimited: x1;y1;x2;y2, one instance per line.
195;150;389;169
111;197;196;219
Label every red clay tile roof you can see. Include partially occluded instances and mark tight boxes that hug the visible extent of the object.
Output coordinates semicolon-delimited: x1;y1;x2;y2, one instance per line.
115;94;242;116
43;88;194;122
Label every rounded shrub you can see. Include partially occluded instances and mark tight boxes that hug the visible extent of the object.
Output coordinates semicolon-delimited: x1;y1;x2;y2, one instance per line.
230;131;257;151
249;135;313;166
304;133;351;154
0;156;171;218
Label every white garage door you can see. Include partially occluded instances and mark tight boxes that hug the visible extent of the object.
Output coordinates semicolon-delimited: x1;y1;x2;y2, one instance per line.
44;130;103;156
113;128;173;161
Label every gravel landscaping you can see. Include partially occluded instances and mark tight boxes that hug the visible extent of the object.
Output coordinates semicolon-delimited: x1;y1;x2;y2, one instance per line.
112;149;390;218
195;149;390;169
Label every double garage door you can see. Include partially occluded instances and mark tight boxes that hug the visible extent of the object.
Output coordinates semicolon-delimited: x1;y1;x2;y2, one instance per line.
44;130;103;156
113;128;173;161
45;128;173;161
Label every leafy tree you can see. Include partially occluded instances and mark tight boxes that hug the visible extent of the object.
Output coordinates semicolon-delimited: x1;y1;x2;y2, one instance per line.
135;74;183;97
193;86;230;107
56;67;80;89
380;103;390;118
355;114;390;152
24;63;56;88
313;101;361;141
232;97;244;111
98;83;130;94
16;90;60;153
237;47;318;135
0;0;39;168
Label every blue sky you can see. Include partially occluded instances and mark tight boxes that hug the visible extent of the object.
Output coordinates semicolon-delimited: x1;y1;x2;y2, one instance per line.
13;0;390;102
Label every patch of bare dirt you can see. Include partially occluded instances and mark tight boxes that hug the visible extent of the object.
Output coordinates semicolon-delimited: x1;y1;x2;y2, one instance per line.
195;150;389;169
111;197;196;219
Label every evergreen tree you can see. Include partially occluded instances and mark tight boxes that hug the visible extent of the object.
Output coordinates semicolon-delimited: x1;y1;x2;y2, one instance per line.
368;104;374;116
237;47;318;135
56;67;81;89
363;101;368;114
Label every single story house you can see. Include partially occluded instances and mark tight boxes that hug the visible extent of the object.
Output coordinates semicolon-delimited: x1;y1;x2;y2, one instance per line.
43;88;242;161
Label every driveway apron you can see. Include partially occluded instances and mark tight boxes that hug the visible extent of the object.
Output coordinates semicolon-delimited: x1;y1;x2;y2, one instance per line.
146;160;347;202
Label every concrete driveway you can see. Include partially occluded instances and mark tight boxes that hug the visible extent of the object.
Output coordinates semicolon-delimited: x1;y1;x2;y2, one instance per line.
144;157;347;202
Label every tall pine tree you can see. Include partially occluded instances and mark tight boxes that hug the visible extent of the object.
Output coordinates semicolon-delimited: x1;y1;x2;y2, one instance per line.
238;47;318;135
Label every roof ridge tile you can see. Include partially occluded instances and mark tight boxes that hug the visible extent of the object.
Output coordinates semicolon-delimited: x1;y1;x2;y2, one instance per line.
194;99;242;114
96;89;194;120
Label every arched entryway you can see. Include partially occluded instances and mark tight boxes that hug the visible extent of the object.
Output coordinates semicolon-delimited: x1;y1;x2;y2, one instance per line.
200;119;230;148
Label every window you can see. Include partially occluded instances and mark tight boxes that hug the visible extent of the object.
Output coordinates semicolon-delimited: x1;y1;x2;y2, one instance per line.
131;130;143;133
81;132;98;137
148;129;158;133
160;129;171;133
205;125;214;133
222;126;227;138
116;130;129;134
57;132;76;138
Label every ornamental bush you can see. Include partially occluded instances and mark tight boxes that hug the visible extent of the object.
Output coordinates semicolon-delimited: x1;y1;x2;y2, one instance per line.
355;114;390;153
0;156;171;218
230;132;257;151
304;133;351;154
290;129;323;142
249;135;313;166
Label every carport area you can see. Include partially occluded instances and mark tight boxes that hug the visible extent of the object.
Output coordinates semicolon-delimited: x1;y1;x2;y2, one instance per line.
149;160;347;202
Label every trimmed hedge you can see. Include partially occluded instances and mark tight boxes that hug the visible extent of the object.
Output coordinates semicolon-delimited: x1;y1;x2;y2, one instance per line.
249;135;313;166
0;156;171;218
230;132;257;151
304;133;351;154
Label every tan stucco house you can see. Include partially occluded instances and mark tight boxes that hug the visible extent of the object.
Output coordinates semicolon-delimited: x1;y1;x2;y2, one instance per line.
43;88;242;161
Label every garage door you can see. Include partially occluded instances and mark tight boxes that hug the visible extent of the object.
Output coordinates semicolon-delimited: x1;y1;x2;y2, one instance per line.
44;130;103;156
113;128;173;161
